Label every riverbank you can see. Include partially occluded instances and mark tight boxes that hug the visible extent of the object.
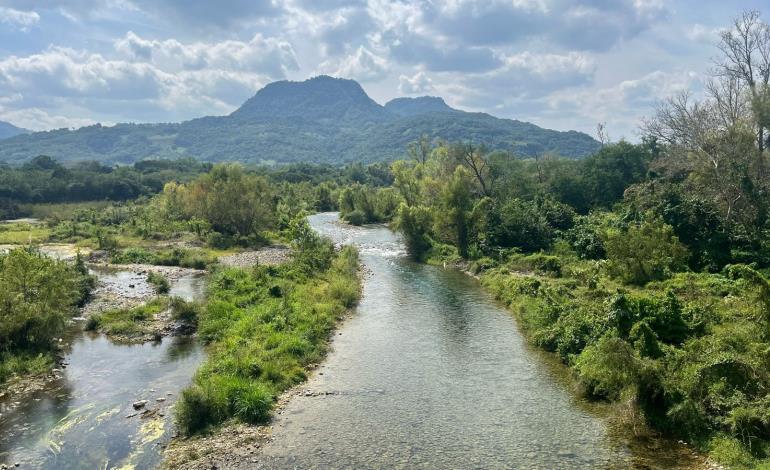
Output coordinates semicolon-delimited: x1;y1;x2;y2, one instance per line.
162;231;361;469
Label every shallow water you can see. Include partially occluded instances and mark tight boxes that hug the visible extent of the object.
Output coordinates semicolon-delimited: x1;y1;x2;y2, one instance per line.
256;213;698;469
0;271;207;469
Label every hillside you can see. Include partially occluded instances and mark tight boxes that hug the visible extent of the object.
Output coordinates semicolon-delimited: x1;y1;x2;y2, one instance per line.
0;121;29;140
0;76;600;164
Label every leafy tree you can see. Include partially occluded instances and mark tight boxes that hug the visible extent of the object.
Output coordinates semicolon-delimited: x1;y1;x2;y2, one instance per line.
487;198;553;252
394;203;433;260
580;141;650;208
0;249;82;353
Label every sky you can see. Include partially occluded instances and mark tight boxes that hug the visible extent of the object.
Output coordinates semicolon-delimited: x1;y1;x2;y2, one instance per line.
0;1;767;140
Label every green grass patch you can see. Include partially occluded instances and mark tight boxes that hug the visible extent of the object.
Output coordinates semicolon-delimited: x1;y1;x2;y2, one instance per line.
0;223;52;244
175;244;360;435
0;352;54;384
111;247;216;269
86;297;169;338
147;271;171;294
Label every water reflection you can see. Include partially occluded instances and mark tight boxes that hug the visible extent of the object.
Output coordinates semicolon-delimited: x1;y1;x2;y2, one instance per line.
0;272;207;469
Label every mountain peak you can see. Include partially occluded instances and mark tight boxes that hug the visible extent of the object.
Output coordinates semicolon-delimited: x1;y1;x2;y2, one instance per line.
384;96;455;117
231;75;388;123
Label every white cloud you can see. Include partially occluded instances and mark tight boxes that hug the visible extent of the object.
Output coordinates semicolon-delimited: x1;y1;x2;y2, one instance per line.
114;32;299;78
0;45;280;127
398;71;434;94
0;106;97;131
543;69;701;138
0;6;39;30
319;45;388;82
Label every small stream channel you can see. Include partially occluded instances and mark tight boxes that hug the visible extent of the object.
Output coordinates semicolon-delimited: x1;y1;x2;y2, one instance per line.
0;267;207;469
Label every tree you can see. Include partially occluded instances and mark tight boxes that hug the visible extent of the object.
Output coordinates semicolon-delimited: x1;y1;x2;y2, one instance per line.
435;167;474;257
580;141;650;208
394;203;433;260
450;143;491;197
407;134;432;165
0;249;81;353
714;10;770;154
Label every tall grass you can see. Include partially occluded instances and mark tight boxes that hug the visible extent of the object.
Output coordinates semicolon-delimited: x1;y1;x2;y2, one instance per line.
175;244;360;435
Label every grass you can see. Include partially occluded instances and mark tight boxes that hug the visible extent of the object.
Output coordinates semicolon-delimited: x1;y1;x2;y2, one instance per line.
174;244;360;435
0;352;54;384
111;247;216;269
86;297;169;338
0;222;52;244
147;271;171;294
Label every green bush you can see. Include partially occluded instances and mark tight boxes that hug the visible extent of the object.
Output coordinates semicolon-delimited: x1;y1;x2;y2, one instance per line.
0;249;89;378
170;297;201;323
147;271;170;294
343;209;367;226
604;218;688;285
574;334;640;400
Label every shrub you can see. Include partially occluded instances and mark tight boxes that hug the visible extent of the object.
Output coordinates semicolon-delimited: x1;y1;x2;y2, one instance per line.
147;271;170;294
604;218;688;285
170;296;200;324
487;198;554;252
575;334;640;400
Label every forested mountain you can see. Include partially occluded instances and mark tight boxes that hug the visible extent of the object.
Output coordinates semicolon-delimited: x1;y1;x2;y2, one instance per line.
0;76;600;165
0;121;28;140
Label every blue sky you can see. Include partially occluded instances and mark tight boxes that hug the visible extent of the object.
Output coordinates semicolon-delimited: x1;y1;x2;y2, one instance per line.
0;1;767;139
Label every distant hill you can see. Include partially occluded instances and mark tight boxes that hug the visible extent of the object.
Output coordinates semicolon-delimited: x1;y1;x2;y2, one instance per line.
0;121;29;140
0;76;600;165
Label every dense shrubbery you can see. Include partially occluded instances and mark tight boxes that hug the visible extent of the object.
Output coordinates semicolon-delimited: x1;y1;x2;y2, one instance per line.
175;228;360;435
481;265;770;463
0;248;94;383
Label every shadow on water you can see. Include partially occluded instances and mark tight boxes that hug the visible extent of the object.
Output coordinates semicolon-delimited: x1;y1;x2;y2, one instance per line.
0;271;207;469
254;213;705;470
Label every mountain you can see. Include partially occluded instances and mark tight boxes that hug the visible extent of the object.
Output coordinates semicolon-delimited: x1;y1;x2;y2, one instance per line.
0;76;600;165
384;96;454;116
0;121;29;140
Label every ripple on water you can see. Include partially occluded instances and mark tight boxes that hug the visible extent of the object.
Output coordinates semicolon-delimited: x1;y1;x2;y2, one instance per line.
250;213;701;470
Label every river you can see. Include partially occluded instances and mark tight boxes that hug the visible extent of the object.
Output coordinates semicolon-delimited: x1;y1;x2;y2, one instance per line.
0;215;700;469
254;212;700;469
0;269;207;469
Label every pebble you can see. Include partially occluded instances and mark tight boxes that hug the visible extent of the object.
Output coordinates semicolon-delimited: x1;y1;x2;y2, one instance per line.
132;400;148;410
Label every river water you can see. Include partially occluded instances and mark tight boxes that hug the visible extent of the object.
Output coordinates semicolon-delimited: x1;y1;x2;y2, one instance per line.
256;213;699;469
0;270;207;469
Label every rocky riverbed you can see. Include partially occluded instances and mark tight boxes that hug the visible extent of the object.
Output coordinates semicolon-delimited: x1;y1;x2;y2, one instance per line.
82;263;205;317
217;245;292;267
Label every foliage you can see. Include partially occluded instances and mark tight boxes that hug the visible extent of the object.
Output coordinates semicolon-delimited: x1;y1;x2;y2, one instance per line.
0;248;92;383
394;203;433;260
86;297;168;338
604;219;689;285
147;271;170;294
